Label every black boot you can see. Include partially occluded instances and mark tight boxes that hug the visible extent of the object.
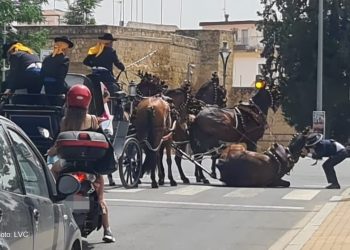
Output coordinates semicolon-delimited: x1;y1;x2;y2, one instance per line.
325;183;340;189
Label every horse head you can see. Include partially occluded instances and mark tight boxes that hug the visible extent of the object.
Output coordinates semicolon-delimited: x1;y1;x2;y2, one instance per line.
195;72;227;108
287;127;310;163
251;83;281;115
137;72;166;97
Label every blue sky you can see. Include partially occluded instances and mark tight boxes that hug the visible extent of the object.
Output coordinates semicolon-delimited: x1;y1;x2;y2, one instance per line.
45;0;263;29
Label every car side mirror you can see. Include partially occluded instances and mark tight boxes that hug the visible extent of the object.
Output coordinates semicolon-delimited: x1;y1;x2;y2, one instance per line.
56;174;80;201
38;127;52;140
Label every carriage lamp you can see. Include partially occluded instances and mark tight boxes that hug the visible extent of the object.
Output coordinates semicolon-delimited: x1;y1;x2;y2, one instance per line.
255;75;266;89
219;41;232;90
128;80;137;97
255;80;266;89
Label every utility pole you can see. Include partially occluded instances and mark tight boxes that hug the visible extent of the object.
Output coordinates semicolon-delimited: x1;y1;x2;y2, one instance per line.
160;0;163;24
136;0;138;21
141;0;144;22
179;0;183;28
113;0;115;25
131;0;133;21
317;0;323;111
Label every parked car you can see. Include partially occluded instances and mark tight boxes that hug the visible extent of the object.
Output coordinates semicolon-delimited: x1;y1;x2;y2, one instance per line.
0;116;82;250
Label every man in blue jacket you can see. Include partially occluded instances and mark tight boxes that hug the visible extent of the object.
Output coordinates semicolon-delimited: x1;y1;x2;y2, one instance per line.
305;133;348;189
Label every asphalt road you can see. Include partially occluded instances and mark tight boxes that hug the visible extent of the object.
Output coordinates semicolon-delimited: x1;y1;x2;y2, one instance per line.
82;157;350;250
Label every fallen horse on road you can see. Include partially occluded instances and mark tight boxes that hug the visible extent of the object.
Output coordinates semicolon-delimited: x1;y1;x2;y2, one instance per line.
216;129;309;187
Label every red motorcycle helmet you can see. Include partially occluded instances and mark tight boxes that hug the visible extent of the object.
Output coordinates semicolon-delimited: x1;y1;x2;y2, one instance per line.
67;85;92;110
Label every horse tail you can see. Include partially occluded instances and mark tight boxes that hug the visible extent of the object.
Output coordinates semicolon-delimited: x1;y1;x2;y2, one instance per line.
142;106;156;174
189;118;203;154
148;106;155;142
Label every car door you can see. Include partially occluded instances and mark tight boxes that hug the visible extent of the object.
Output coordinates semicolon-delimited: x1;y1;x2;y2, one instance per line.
0;125;34;250
7;128;55;250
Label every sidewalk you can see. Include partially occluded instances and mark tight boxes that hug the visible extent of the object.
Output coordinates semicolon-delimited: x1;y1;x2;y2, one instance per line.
272;188;350;250
302;193;350;250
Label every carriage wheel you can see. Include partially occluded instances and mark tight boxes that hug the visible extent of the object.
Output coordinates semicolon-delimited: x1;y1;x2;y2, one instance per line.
119;137;142;188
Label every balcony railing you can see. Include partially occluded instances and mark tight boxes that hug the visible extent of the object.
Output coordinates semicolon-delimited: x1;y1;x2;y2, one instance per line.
234;36;264;51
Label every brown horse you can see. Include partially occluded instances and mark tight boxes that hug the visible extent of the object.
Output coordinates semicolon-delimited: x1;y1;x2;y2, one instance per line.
189;84;281;183
134;96;172;188
158;83;196;186
216;130;308;187
195;72;227;108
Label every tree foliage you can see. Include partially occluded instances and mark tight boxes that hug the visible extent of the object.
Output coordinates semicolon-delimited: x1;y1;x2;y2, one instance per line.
0;0;48;54
0;0;47;24
64;0;102;25
258;0;350;143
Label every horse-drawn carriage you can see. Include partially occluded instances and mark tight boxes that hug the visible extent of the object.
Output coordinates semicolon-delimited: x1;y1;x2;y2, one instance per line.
0;73;143;189
0;70;309;190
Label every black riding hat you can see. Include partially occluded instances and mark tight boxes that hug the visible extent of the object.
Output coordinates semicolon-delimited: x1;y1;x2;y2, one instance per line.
98;33;117;41
54;36;74;48
305;133;323;147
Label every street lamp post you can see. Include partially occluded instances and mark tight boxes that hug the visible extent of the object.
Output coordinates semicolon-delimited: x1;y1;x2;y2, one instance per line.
186;63;196;84
219;41;231;90
2;23;8;83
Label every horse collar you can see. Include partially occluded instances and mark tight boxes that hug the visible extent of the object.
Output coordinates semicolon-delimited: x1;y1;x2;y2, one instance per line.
264;150;282;174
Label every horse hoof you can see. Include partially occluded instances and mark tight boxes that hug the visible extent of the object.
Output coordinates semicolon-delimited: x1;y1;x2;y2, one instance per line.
210;172;217;179
137;179;142;184
170;180;177;186
182;178;190;184
196;177;201;183
203;179;210;184
151;182;158;188
109;182;116;186
158;179;165;186
282;181;290;187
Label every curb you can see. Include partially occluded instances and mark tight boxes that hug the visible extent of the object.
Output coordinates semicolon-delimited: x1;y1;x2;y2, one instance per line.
269;187;350;250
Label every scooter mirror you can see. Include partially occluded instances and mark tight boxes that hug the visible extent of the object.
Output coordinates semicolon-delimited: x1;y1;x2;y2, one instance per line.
57;174;81;197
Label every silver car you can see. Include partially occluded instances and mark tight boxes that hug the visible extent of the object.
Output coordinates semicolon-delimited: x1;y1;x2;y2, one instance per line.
0;116;82;250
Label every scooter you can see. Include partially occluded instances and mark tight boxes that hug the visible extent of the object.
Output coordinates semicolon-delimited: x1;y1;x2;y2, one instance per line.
42;128;105;238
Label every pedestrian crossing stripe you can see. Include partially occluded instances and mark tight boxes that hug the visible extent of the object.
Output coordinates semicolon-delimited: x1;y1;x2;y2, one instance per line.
165;186;213;195
106;188;145;193
282;189;321;200
224;188;265;198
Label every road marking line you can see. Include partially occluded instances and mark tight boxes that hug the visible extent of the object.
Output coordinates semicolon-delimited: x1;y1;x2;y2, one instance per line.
105;198;304;210
106;189;145;193
282;189;320;200
224;188;265;198
165;186;213;195
302;184;325;188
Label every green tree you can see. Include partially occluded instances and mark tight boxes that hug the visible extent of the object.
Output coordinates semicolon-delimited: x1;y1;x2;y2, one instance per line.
0;0;48;53
64;0;102;25
258;0;350;143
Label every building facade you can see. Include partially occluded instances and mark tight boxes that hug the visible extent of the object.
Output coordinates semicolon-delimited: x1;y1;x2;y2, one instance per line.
199;19;264;87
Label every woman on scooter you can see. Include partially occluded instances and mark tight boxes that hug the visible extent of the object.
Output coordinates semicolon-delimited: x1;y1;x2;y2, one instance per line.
48;84;116;243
